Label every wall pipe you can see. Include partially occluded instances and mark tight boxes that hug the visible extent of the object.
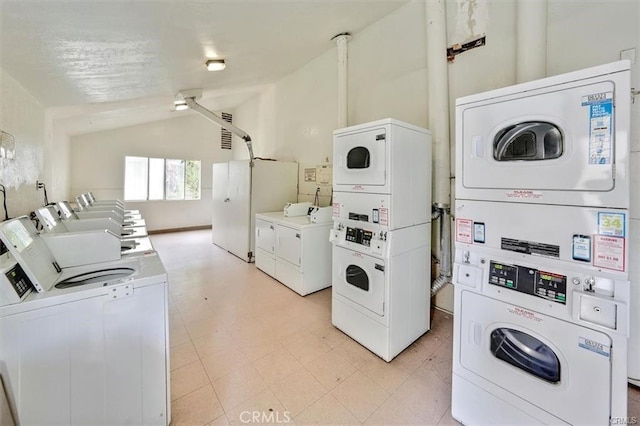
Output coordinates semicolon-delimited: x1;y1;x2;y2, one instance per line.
332;33;352;129
425;0;453;296
516;0;548;83
184;97;255;165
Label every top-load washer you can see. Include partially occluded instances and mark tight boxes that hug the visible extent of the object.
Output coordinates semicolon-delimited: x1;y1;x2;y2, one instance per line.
456;60;631;208
332;118;431;230
0;216;170;425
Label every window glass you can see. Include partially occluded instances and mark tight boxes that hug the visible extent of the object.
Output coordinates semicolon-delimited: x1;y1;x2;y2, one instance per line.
124;156;148;200
165;159;185;200
185;160;201;200
148;158;165;200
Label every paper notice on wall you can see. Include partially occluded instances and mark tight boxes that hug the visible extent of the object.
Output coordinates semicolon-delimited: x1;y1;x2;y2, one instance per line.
304;168;316;182
593;235;625;271
456;218;473;244
332;202;340;217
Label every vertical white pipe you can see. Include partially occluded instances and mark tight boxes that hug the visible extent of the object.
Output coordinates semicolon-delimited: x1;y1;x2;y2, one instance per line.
334;33;351;128
516;0;548;83
425;0;451;207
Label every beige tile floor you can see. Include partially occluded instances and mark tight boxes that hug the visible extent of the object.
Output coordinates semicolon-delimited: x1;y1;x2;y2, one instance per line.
152;230;640;426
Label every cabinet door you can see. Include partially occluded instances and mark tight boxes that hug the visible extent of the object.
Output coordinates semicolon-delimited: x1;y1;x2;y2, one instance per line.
212;162;229;248
226;161;251;261
276;224;302;268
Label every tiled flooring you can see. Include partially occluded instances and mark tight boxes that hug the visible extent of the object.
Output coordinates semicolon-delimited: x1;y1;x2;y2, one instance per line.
152;230;640;426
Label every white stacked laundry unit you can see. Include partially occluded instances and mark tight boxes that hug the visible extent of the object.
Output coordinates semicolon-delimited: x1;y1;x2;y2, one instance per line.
452;61;632;424
330;118;432;362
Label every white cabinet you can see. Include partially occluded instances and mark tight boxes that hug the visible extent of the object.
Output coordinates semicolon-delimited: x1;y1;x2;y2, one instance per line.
255;213;333;296
212;160;298;262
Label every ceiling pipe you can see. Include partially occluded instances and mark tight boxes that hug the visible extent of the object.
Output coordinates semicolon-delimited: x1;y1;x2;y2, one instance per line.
516;0;548;83
177;91;255;165
332;33;352;129
425;0;452;296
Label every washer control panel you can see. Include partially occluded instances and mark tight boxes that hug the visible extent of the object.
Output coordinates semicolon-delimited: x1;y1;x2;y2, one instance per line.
345;226;373;247
489;261;567;304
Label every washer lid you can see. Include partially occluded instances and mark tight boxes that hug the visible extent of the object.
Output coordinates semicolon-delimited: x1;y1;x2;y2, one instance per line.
0;216;61;293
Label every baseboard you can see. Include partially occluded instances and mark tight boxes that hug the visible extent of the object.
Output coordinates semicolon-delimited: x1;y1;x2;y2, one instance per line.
148;225;212;235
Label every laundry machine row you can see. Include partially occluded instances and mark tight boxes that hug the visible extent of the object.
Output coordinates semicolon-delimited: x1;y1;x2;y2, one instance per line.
331;118;433;362
0;205;170;424
452;61;632;425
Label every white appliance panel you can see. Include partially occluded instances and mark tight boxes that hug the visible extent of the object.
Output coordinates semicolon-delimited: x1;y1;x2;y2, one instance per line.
276;224;302;268
333;127;387;187
332;246;385;316
255;218;275;255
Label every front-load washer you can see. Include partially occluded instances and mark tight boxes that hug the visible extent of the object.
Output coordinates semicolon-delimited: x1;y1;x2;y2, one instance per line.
330;220;430;361
455;60;631;208
0;216;170;425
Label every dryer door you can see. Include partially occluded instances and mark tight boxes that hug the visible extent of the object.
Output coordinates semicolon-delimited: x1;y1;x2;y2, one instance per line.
461;80;616;193
255;219;275;255
333;127;387;187
332;246;385;316
458;291;612;425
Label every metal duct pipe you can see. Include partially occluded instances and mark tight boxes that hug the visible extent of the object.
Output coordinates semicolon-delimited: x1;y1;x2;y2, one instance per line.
426;0;451;208
425;0;453;296
333;33;352;128
516;0;548;83
431;204;452;297
183;97;255;165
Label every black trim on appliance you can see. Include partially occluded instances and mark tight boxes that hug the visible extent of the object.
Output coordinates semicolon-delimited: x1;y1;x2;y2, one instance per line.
490;328;561;384
347;147;371;169
346;265;369;291
494;122;563;161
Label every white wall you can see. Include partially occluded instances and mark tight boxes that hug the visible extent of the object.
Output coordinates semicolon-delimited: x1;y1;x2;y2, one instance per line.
232;0;639;312
69;114;233;231
0;68;46;218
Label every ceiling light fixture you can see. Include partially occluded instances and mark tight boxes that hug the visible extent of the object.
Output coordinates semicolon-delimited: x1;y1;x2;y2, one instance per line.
205;59;226;71
173;100;188;111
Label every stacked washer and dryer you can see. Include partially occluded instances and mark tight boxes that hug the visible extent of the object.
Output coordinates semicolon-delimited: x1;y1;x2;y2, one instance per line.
452;61;632;424
330;118;432;362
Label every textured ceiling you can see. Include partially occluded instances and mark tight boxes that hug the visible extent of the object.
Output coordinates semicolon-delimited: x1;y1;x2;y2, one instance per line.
1;1;409;134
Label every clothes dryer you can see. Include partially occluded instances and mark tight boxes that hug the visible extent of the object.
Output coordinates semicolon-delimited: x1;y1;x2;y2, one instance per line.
330;220;430;361
455;60;631;208
332;119;431;229
452;61;632;425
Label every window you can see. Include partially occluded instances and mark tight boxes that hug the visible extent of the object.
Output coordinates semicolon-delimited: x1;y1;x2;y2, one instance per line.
124;156;201;201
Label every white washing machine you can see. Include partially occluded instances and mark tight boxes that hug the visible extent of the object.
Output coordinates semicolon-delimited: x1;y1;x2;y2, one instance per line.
0;217;170;425
452;61;631;424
